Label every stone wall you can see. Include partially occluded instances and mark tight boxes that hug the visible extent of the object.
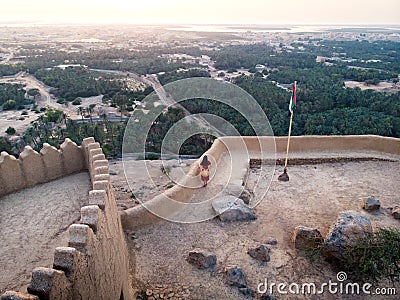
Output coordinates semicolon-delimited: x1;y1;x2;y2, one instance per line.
121;135;400;231
0;139;85;198
1;138;133;300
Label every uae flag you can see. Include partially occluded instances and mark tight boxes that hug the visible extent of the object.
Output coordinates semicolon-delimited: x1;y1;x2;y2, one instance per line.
289;81;297;113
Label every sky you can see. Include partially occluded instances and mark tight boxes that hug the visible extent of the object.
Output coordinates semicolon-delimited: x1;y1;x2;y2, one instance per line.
2;0;399;25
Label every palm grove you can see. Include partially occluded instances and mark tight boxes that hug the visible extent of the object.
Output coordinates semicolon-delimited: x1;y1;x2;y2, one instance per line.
0;39;399;157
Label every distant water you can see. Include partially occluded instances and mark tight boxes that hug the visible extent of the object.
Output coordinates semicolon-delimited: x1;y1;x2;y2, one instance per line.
0;22;398;33
167;24;400;33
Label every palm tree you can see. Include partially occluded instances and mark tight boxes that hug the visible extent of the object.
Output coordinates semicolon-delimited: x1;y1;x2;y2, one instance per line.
87;104;96;124
77;106;85;121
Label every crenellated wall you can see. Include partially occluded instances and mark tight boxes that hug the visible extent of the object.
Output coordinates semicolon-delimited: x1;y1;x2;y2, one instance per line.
1;138;133;300
121;135;400;231
0;139;85;198
1;135;399;299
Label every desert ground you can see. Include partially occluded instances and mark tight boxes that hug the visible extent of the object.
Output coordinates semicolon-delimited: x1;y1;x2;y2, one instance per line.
0;172;91;294
111;153;400;300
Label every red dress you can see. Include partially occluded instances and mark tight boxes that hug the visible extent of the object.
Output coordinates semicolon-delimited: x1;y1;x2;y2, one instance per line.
200;161;211;181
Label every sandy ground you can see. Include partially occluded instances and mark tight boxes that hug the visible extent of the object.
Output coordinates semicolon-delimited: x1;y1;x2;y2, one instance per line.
110;159;197;211
0;109;40;137
0;172;91;294
112;155;400;300
344;80;400;93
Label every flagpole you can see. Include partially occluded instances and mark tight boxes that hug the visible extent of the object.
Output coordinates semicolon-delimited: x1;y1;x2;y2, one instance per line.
278;81;296;181
284;110;294;170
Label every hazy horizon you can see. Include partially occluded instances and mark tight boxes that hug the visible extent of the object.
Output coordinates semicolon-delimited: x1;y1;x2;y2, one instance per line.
2;0;399;25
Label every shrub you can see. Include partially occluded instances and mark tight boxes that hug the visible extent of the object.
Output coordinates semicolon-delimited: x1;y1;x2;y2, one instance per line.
2;100;17;110
160;165;171;175
21;111;28;115
5;127;16;135
72;98;82;105
345;227;400;282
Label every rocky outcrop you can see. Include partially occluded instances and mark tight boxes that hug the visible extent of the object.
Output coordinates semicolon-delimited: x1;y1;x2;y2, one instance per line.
212;196;256;222
322;211;372;262
247;245;271;262
361;196;381;211
186;249;217;269
292;226;323;250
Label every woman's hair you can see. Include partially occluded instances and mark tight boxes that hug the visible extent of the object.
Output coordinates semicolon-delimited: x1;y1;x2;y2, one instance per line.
201;155;209;166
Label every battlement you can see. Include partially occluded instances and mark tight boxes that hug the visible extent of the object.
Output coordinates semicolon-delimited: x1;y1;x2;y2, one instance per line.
1;138;133;300
0;139;85;198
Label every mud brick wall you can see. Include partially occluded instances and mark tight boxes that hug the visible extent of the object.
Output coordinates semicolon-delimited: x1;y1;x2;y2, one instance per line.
0;139;85;197
1;137;133;300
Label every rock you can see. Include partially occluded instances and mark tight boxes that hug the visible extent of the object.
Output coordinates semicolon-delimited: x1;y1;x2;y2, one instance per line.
1;291;39;300
186;249;217;269
238;287;255;297
109;169;118;175
118;203;128;210
212;196;256;222
225;184;252;204
292;226;323;250
265;237;278;245
223;266;247;288
146;289;153;296
260;294;277;300
239;189;252;205
322;211;372;262
361;196;380;211
392;208;400;219
247;244;271;262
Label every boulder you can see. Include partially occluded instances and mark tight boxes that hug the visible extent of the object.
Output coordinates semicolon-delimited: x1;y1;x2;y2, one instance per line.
322;211;372;262
186;249;217;269
247;245;271;262
225;184;252;204
292;226;323;250
223;266;247;288
392;208;400;220
361;196;380;211
212;196;256;222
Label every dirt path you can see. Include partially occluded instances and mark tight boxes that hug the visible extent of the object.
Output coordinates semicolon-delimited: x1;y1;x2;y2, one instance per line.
0;172;91;294
124;156;400;299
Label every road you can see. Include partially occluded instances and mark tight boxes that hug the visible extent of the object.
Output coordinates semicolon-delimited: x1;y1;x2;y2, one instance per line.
0;72;78;137
91;68;223;134
0;72;79;117
0;48;14;65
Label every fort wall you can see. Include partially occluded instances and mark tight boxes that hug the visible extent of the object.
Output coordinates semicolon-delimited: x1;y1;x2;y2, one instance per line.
1;138;133;300
121;135;400;231
0;139;85;198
